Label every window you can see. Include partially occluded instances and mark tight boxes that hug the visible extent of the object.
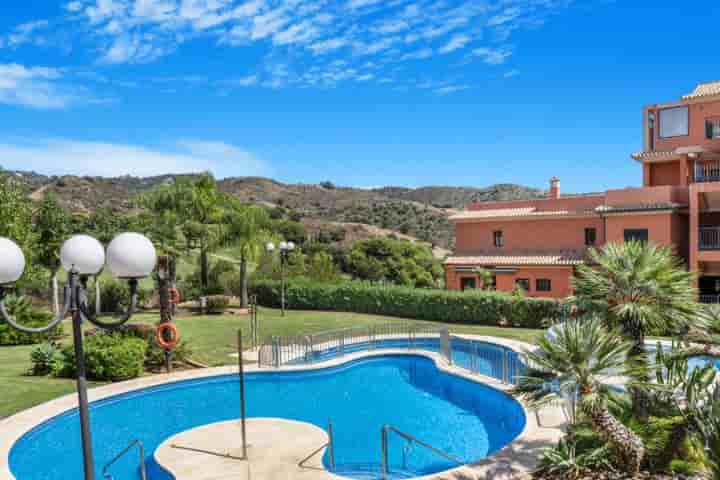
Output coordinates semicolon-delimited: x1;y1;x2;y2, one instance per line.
585;227;597;246
493;230;504;248
460;277;476;291
536;278;552;292
707;118;720;139
515;278;530;291
624;229;649;243
659;106;688;138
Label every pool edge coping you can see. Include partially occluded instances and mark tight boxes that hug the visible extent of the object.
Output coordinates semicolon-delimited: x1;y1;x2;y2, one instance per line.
0;334;564;480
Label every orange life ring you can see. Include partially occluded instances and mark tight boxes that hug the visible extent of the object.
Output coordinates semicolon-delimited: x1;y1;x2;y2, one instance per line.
156;323;180;350
168;288;181;305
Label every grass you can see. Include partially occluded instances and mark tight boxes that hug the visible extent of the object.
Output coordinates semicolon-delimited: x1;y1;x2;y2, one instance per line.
0;308;543;418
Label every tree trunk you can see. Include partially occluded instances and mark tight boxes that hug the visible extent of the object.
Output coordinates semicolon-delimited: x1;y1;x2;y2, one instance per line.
200;248;209;293
95;277;101;316
158;255;172;325
50;270;59;315
240;252;248;309
583;403;645;474
629;338;651;423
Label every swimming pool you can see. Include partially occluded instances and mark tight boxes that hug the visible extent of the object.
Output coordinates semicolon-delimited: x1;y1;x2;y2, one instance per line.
293;336;526;384
8;355;526;480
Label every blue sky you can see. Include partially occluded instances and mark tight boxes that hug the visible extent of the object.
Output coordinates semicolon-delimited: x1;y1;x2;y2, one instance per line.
0;1;717;193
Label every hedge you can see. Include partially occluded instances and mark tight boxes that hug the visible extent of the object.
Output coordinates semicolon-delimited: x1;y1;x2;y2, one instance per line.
250;279;560;328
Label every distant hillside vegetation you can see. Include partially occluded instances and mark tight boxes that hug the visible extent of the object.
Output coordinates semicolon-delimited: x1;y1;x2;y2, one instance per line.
8;171;544;250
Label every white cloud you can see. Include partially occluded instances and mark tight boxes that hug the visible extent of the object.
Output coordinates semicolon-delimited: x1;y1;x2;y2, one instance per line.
471;46;512;65
272;20;317;46
0;138;268;178
434;84;469;95
1;20;50;48
64;1;84;13
0;64;81;110
400;48;433;60
309;37;347;54
503;69;519;78
346;0;383;9
487;7;522;27
438;34;471;54
56;0;579;92
223;74;259;87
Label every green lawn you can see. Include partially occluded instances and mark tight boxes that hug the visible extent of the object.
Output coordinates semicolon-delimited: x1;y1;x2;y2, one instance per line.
0;308;543;418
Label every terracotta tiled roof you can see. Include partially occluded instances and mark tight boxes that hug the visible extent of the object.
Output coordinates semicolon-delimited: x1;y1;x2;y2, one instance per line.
449;207;576;220
444;251;586;266
682;81;720;100
630;150;679;162
597;202;683;214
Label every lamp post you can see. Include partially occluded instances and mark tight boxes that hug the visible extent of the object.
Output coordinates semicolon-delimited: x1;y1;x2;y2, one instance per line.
0;232;156;480
265;241;295;316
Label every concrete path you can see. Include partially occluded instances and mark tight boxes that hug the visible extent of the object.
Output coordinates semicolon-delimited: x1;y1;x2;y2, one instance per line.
155;418;341;480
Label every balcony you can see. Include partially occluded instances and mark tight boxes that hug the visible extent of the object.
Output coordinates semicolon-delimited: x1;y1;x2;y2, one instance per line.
700;294;720;304
695;160;720;182
700;226;720;250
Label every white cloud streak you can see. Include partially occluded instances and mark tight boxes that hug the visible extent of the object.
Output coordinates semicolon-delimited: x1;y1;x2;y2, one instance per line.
0;138;268;177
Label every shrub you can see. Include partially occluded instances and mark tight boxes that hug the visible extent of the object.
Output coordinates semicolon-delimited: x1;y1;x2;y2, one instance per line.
146;338;193;368
99;279;153;313
205;295;230;314
30;342;60;375
0;295;63;346
250;279;559;328
58;334;146;381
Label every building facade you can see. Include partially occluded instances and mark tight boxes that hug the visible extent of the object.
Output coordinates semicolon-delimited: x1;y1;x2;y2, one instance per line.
444;81;720;301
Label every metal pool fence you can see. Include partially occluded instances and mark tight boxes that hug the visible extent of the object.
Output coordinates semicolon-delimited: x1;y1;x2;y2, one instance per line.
257;322;526;385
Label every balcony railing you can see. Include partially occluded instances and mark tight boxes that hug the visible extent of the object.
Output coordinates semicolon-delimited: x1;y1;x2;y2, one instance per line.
695;161;720;182
699;226;720;250
700;294;720;304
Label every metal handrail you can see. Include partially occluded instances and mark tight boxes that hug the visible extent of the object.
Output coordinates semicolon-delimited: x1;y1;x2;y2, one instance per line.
298;420;335;471
380;425;462;479
102;439;147;480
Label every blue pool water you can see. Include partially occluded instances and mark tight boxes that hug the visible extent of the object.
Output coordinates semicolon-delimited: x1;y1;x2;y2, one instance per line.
298;337;525;384
9;355;526;480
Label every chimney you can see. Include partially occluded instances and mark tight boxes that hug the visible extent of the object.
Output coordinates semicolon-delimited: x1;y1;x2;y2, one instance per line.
549;176;560;199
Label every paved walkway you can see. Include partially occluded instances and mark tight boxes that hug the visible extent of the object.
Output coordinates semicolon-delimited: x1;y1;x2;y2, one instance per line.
155;418;341;480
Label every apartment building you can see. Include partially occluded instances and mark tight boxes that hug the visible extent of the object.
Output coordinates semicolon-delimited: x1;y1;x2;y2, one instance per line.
444;81;720;301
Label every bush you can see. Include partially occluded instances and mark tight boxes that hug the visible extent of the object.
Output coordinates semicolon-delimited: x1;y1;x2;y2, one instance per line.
250;279;559;328
146;338;193;368
99;279;153;313
30;342;60;375
58;334;146;381
0;295;64;346
205;295;230;314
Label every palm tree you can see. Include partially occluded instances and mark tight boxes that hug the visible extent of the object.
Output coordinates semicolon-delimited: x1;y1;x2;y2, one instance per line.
514;317;646;473
225;202;271;308
570;241;701;420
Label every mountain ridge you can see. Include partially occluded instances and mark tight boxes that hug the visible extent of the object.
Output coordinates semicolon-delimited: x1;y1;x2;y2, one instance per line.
6;170;546;249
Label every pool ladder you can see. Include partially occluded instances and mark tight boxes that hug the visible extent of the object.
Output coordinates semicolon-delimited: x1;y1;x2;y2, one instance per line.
102;439;147;480
298;419;336;471
380;425;462;480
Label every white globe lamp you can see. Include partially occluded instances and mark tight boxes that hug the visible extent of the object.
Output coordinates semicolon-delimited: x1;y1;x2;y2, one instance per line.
106;233;157;279
266;242;275;252
60;235;105;275
279;241;288;250
287;241;295;251
0;238;25;285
